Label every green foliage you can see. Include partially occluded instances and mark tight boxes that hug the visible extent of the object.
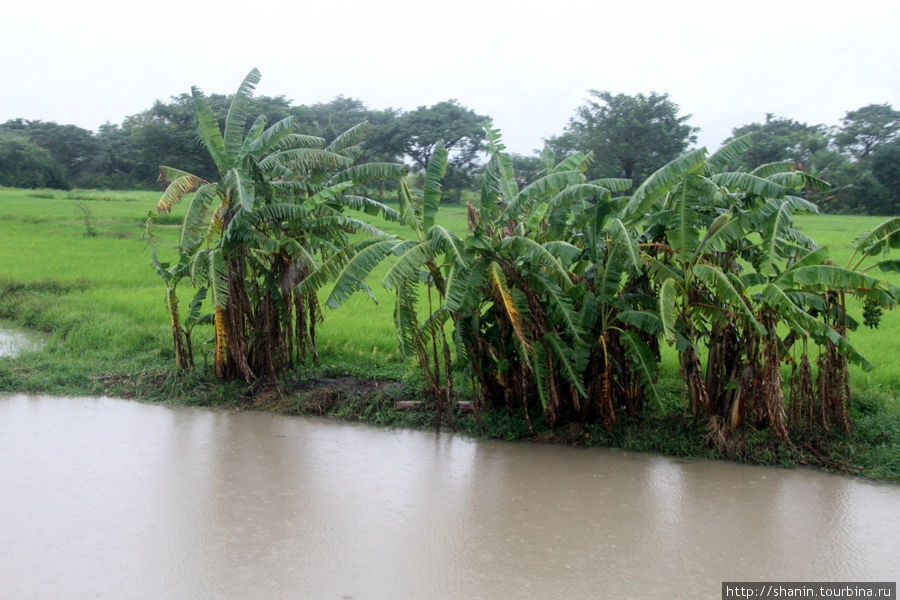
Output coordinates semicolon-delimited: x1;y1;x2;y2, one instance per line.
722;106;900;216
146;69;405;381
318;116;899;439
0;119;99;187
724;114;830;171
0;134;68;189
387;99;490;171
869;139;900;214
548;90;698;183
834;103;900;159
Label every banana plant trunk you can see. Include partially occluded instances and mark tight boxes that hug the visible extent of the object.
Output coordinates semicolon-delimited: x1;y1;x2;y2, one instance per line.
166;287;189;370
214;306;227;379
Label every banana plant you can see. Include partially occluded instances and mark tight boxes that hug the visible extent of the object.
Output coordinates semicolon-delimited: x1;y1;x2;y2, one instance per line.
645;137;898;440
445;127;668;427
145;216;195;370
150;69;405;381
311;140;467;429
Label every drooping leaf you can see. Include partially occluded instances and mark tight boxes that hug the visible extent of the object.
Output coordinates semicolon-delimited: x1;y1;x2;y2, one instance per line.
659;278;680;344
208;248;229;308
750;161;796;178
692;264;766;335
261;148;352;173
501;236;573;289
548;184;611;215
487;261;532;355
607;218;641;273
240;115;268;153
158;166;201;188
302;215;385;238
509;170;584;219
326;121;371;154
760;200;793;276
623;148;707;223
620;330;661;409
779;265;887;295
484;127;520;209
157;172;205;213
710;172;788;198
228;167;255;212
667;179;700;263
851;216;900;264
767;171;830;192
616;310;661;335
396;178;421;233
760;283;873;369
306;181;355;206
552;151;592;174
587;178;632;192
382;241;435;290
542;331;587;397
529;275;583;341
179;184;219;254
865;258;900;274
694;213;743;256
330;163;408;185
426;225;466;268
325;236;400;308
247;116;297;155
704;134;752;174
542;241;581;266
339;195;401;221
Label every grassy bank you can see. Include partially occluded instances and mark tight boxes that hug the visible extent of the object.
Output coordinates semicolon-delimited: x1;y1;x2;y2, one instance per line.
0;187;897;479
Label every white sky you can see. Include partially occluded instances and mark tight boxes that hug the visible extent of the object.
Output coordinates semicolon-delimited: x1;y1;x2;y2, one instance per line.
2;0;898;156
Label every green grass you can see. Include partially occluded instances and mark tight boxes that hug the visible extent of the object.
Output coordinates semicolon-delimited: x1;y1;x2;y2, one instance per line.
0;187;896;478
0;188;896;390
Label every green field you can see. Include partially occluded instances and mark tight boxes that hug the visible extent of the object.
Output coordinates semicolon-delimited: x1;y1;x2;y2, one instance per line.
1;187;896;394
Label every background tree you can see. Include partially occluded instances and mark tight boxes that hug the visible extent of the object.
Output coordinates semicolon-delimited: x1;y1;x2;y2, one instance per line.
125;96;218;183
0;119;100;187
385;100;490;202
388;100;489;170
0;134;68;188
548;90;698;183
89;122;145;189
722;114;830;171
510;153;545;188
834;103;900;159
870;138;900;214
724;109;898;215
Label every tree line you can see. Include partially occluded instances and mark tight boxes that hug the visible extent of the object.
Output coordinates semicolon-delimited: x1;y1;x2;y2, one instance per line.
1;88;898;215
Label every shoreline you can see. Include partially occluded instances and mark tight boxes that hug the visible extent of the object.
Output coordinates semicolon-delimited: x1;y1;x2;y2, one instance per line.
1;324;897;482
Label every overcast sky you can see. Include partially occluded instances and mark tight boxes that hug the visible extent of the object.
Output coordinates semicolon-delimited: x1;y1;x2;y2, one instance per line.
2;0;898;156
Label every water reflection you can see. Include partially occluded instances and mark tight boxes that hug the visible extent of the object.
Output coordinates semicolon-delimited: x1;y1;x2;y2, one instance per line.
0;327;34;357
1;394;897;600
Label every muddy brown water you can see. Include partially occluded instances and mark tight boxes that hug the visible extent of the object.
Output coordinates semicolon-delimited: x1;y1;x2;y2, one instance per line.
1;394;897;599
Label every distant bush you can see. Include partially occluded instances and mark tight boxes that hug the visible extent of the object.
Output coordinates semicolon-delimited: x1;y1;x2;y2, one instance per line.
0;134;69;189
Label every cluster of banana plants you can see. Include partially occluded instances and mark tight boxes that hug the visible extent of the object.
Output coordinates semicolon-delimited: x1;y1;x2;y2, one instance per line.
147;69;405;382
321;127;898;439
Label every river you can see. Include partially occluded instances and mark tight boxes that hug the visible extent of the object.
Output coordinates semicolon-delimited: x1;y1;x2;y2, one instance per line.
1;394;897;599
